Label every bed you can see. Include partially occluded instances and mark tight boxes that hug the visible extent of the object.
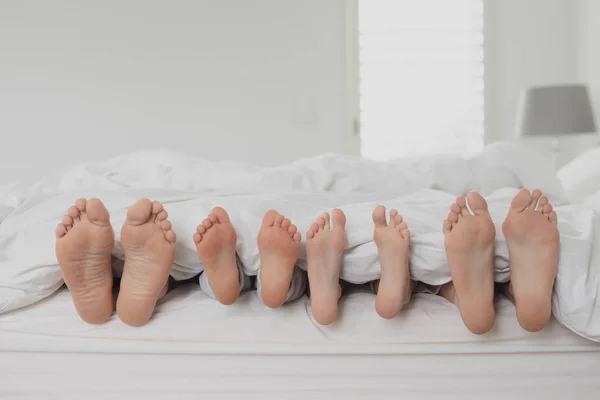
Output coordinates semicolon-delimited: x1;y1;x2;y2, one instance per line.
2;143;600;399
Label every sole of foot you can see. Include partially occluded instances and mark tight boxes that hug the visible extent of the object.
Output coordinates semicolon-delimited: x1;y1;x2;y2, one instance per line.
257;210;301;308
194;207;240;305
443;192;496;334
117;199;176;326
306;209;346;325
372;206;412;319
56;198;115;324
502;188;559;332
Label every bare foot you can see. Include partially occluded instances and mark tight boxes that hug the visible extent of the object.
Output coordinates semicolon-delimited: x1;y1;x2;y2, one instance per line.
194;207;239;305
371;206;412;319
306;209;346;325
56;198;114;324
443;192;495;334
502;188;559;332
257;210;302;308
117;199;176;326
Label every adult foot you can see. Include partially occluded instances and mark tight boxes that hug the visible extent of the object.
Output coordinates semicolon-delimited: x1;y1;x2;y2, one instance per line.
502;188;559;332
257;210;301;308
306;209;346;325
117;199;176;326
56;198;114;324
372;206;412;319
194;207;240;305
443;192;495;334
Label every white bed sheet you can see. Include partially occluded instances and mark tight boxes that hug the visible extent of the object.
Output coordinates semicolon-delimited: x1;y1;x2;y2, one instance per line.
2;284;600;399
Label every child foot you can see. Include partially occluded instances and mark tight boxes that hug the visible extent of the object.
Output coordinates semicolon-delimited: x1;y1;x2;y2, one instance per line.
372;206;412;319
443;192;496;334
55;198;114;324
117;199;176;326
502;188;559;332
194;207;239;305
306;209;346;325
257;210;301;308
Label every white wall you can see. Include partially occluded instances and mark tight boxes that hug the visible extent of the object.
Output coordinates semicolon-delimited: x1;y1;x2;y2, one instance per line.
484;0;599;167
0;0;356;184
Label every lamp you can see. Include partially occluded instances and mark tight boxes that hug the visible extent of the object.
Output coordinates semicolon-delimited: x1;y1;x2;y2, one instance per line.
515;84;598;167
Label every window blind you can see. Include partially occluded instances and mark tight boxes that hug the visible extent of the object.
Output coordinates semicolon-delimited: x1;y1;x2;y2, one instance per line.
358;0;484;160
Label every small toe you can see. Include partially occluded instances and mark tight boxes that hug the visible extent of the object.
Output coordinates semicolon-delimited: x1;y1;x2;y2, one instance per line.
549;211;558;224
156;210;168;222
160;220;172;231
450;203;461;214
293;232;301;243
193;232;202;244
196;225;206;234
310;222;319;235
165;230;176;243
281;218;291;230
56;223;67;238
448;212;458;223
316;217;326;231
75;198;87;212
151;200;163;215
274;213;284;227
322;213;331;230
207;213;218;223
542;203;553;215
443;219;452;234
288;224;298;236
202;219;213;229
62;215;73;226
68;206;80;219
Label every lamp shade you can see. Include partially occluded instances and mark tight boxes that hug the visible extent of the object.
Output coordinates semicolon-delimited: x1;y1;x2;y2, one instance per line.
516;84;597;137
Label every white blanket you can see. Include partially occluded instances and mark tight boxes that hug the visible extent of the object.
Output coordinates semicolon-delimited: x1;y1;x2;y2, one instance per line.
1;142;599;342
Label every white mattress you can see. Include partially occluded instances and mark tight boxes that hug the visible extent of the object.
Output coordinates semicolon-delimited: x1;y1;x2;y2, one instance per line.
2;284;600;399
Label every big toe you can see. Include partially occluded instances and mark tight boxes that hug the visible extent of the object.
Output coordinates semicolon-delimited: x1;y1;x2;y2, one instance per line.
372;206;387;228
212;206;231;223
86;198;111;224
262;209;278;227
466;191;488;215
126;198;154;225
510;188;532;211
332;208;346;230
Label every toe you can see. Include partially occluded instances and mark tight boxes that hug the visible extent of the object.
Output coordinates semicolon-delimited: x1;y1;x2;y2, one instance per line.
389;209;398;228
86;198;110;224
156;210;168;222
322;213;331;230
212;207;232;223
372;206;387;228
62;215;73;226
549;211;558;224
456;196;469;217
126;198;154;225
281;218;291;230
288;224;298;236
309;222;319;235
397;221;408;231
56;223;67;238
262;210;277;227
332;208;346;230
196;225;206;234
68;206;80;219
316;217;326;231
448;211;458;224
293;232;301;243
466;191;488;216
75;198;87;212
510;188;532;211
207;213;218;223
443;219;452;234
202;218;213;229
530;189;542;208
151;200;163;215
307;230;315;240
165;230;176;243
274;213;284;227
401;227;410;239
160;220;172;231
193;232;202;244
542;203;553;215
450;203;461;214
